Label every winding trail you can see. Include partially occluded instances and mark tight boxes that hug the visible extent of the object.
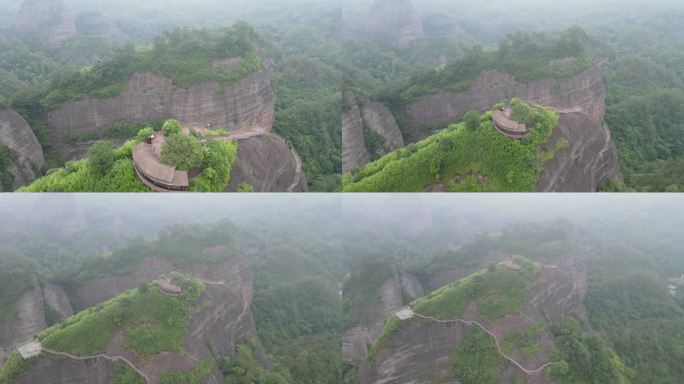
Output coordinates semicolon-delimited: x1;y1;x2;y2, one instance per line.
411;312;556;375
41;347;150;384
286;146;304;192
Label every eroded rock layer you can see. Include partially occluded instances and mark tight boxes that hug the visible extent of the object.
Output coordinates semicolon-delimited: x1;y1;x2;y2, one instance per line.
342;266;422;363
358;252;588;384
0;277;73;352
537;112;622;192
342;93;404;173
47;68;275;160
11;256;259;384
12;357;115;384
0;109;45;191
227;134;306;192
405;67;606;142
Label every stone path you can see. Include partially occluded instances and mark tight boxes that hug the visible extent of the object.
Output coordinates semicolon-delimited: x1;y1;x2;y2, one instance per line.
403;311;556;375
41;347;150;384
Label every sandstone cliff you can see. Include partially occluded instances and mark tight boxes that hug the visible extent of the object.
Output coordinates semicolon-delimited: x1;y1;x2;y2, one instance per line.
15;0;77;47
0;277;73;353
404;66;606;142
47;68;275;160
366;0;424;47
342;93;405;173
537;112;622;192
342;265;423;363
10;256;258;384
0;109;45;191
227;134;306;192
358;251;588;384
12;358;115;384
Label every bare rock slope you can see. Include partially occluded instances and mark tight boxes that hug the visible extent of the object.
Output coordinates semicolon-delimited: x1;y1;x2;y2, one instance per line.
0;109;45;191
342;92;404;173
227;135;306;192
358;252;588;384
0;277;73;353
538;112;622;191
342;266;422;363
11;256;258;384
47;69;274;159
405;66;606;142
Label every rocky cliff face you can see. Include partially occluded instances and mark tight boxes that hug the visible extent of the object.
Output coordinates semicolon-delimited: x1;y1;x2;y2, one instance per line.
227;134;307;192
366;0;424;47
358;251;588;384
15;0;77;47
0;109;45;191
537;112;622;192
0;277;73;352
404;66;606;142
12;358;115;384
10;256;258;384
342;92;405;173
342;266;423;363
47;68;275;160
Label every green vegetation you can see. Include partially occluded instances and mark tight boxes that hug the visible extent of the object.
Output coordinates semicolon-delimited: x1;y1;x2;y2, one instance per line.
110;363;145;384
21;120;238;192
502;322;545;358
39;273;203;358
0;352;41;382
271;36;343;190
343;100;559;192
80;120;165;142
598;14;684;191
158;359;214;384
412;257;539;321
160;133;202;170
543;138;569;163
19;140;148;192
584;246;684;384
251;224;343;383
463;110;481;132
0;145;15;190
400;27;592;100
549;317;624;384
343;256;394;308
605;90;684;191
450;327;505;384
363;128;383;159
219;343;287;384
236;182;254;192
366;315;410;362
38;23;261;108
188;140;238;192
88;141;116;176
74;222;238;283
161;120;183;137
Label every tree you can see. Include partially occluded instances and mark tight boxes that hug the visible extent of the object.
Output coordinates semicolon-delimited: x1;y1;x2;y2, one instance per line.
160;134;202;170
138;282;149;294
136;127;155;142
463;110;481;132
237;183;254;192
88;141;115;176
162;119;182;136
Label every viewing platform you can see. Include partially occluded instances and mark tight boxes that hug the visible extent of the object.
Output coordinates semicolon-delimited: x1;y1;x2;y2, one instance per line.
132;133;190;192
492;107;527;139
156;276;183;295
17;340;42;359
